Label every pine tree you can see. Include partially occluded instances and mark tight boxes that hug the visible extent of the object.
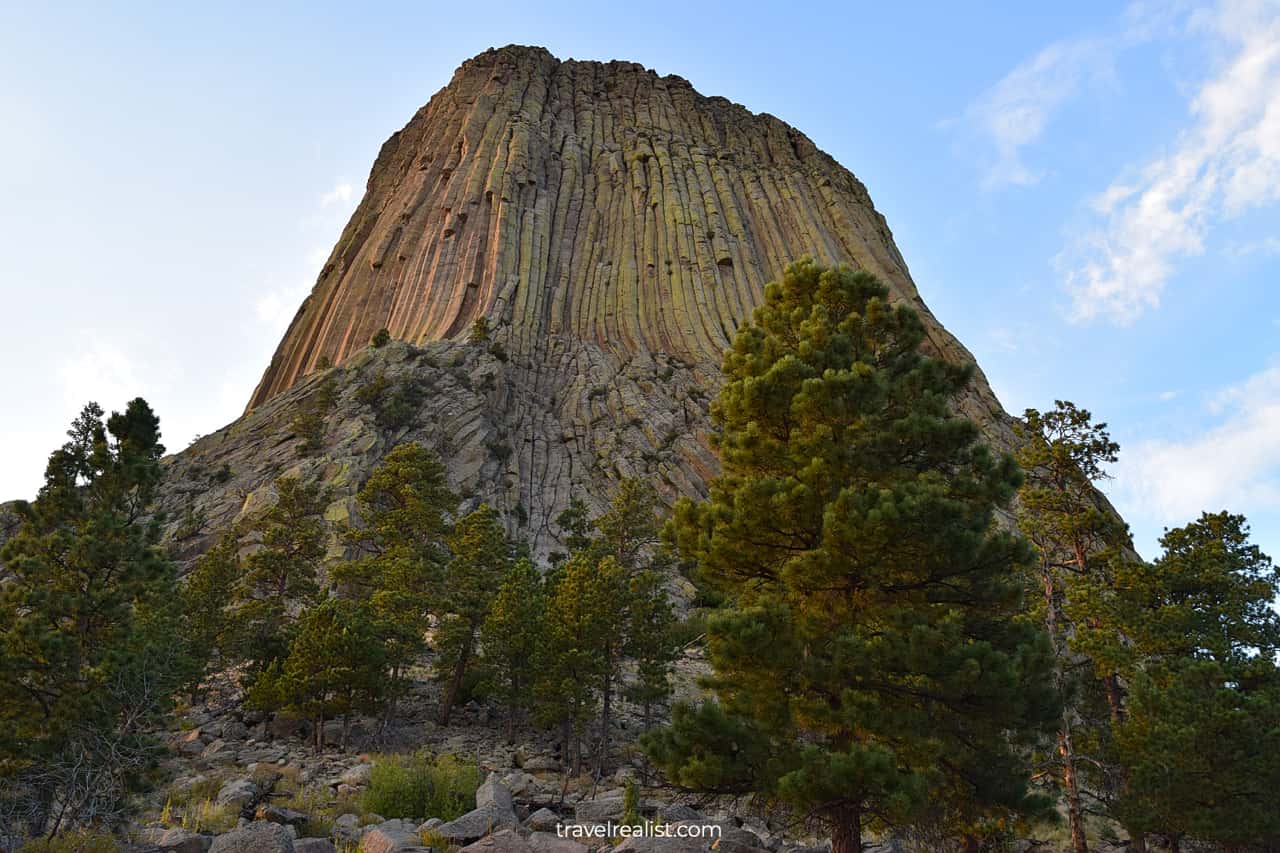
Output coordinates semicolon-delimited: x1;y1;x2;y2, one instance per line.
0;399;185;837
179;533;240;699
336;443;455;717
435;504;510;725
478;558;545;741
535;552;626;775
249;599;387;753
644;260;1058;853
1075;513;1280;848
624;568;677;732
227;476;328;679
1014;401;1129;853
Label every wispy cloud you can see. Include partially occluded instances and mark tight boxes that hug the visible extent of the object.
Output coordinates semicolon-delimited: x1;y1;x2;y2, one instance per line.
1062;0;1280;323
963;36;1120;189
955;1;1181;190
321;180;354;207
1116;361;1280;522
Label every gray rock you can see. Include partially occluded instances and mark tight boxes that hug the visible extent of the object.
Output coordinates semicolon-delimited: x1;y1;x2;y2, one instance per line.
520;757;559;773
256;804;310;826
573;797;625;823
476;772;515;813
360;819;424;853
208;821;295;853
214;778;258;809
294;841;337;853
433;803;519;843
341;763;374;787
332;814;361;847
145;827;212;853
457;830;532;853
525;807;561;832
528;832;589;853
658;804;703;822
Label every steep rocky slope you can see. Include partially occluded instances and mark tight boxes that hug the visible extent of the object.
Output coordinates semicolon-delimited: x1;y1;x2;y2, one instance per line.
160;45;1016;561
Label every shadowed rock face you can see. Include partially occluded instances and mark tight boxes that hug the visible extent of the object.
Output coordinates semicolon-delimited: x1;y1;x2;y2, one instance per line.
152;45;1018;563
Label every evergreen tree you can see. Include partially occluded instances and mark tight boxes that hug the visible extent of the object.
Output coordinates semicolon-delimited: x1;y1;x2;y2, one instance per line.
1014;402;1129;853
179;533;240;699
336;443;455;717
0;399;184;837
624;568;677;731
227;476;328;679
249;599;386;753
435;504;509;725
644;260;1058;853
1075;513;1280;849
478;558;545;741
535;552;626;775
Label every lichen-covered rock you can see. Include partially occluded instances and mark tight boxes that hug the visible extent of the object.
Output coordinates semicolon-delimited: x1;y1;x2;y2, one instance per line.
208;821;295;853
213;777;258;809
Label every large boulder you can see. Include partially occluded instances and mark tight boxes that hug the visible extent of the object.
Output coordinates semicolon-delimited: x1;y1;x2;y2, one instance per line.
256;804;310;826
476;772;514;813
208;821;295;853
573;797;625;823
214;778;258;809
525;807;561;832
143;827;211;853
433;774;519;843
360;819;428;853
294;841;337;853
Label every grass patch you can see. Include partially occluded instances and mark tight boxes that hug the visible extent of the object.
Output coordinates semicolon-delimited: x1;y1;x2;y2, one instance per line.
359;753;481;821
22;831;118;852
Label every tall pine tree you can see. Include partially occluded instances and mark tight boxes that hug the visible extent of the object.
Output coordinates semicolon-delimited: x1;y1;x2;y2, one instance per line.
0;399;185;837
644;260;1058;853
1074;512;1280;849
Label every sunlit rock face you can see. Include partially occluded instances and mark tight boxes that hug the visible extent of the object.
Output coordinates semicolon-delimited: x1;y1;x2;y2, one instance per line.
160;46;1015;561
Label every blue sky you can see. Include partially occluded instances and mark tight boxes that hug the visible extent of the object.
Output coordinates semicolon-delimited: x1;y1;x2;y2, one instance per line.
2;0;1278;562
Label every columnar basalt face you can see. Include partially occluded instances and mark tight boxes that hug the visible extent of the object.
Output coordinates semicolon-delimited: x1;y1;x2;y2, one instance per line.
187;45;1017;560
248;45;1003;425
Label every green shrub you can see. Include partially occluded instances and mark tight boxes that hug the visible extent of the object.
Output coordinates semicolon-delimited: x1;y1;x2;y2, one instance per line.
371;328;392;348
359;753;481;821
469;317;490;344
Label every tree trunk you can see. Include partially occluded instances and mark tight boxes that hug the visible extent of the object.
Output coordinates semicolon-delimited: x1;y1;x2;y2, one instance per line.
439;632;474;726
598;650;614;778
1060;728;1088;853
1042;564;1089;853
828;806;862;853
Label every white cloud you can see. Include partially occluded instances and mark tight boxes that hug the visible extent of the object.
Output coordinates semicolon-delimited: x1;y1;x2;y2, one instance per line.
320;181;354;207
1117;362;1280;521
1063;0;1280;323
956;1;1184;190
964;36;1120;189
1159;389;1180;401
255;282;310;333
57;338;150;412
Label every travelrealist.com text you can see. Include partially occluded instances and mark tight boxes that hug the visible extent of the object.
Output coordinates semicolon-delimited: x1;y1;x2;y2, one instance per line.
556;821;723;840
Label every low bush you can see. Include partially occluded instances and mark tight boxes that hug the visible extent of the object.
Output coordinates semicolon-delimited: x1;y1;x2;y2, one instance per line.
359;753;481;821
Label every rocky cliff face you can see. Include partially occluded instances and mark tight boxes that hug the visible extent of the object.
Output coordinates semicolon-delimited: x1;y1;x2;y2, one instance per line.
160;45;1015;561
